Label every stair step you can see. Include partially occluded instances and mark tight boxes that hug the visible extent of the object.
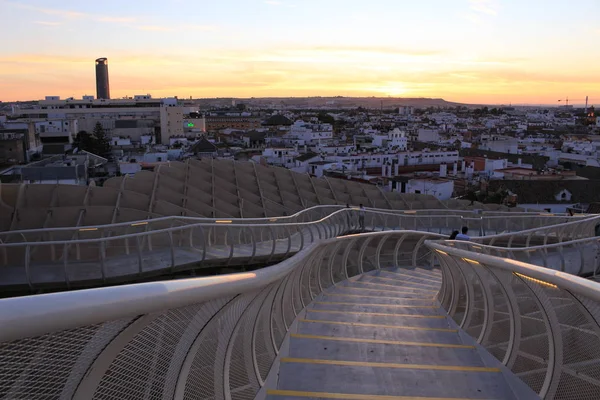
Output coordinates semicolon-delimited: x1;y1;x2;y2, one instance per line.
296;319;463;345
287;334;482;365
368;274;442;288
311;301;443;315
357;276;440;291
304;308;450;328
267;389;493;399
275;359;516;399
377;270;442;284
318;293;434;305
328;286;431;298
334;284;432;296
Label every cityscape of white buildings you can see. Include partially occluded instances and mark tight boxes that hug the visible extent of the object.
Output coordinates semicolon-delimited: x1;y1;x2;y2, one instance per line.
1;93;598;210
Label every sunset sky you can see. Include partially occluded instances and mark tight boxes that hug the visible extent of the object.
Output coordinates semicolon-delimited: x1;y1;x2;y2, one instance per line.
1;0;599;104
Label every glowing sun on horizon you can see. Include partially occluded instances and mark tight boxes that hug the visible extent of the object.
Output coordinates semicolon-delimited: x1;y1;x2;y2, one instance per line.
374;82;409;97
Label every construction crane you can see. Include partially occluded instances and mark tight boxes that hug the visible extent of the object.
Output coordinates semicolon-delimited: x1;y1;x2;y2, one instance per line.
558;96;590;112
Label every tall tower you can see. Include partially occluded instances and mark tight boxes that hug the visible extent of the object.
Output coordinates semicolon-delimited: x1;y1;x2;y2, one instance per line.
95;58;110;99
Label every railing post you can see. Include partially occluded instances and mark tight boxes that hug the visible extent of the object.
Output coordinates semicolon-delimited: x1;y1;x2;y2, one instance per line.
76;231;81;261
374;236;387;270
24;245;33;292
357;236;375;274
412;235;429;267
99;239;106;283
393;234;407;268
315;223;322;240
200;227;207;262
49;232;56;262
267;226;277;263
247;227;257;265
168;231;176;271
340;239;355;280
63;242;70;289
136;236;143;275
328;242;343;285
283;226;292;259
226;227;235;266
298;225;305;251
513;275;563;399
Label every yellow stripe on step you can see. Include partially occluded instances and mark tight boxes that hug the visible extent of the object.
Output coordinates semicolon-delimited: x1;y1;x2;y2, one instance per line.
280;358;500;372
307;309;445;318
290;333;475;349
299;319;456;332
267;389;491;399
314;301;435;308
324;293;432;301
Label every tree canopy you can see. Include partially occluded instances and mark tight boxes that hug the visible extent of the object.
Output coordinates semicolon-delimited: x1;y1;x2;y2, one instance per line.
317;112;335;125
75;122;111;156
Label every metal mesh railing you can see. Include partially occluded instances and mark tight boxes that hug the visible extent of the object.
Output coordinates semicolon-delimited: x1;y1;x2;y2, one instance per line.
1;227;600;398
427;240;600;400
445;236;600;277
1;208;592;292
473;215;600;247
0;231;442;399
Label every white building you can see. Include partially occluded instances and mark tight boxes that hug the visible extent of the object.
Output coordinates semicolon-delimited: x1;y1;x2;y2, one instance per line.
417;128;441;143
283;121;334;146
183;117;206;134
479;135;519;154
399;106;414;116
371;128;408;150
159;99;184;144
3;118;78;147
429;112;458;125
314;145;355;155
307;161;339;177
405;178;454;200
11;95;186;144
111;137;132;146
261;147;300;167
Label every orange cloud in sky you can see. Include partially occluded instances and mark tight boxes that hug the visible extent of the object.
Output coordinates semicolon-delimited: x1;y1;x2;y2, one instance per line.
1;47;598;105
2;0;599;105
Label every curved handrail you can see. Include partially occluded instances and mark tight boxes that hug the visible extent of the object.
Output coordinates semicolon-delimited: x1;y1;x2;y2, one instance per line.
426;239;600;399
442;234;600;276
0;203;582;239
0;208;594;292
471;214;600;245
0;208;585;244
2;229;598;340
1;229;599;399
427;240;600;300
0;230;443;342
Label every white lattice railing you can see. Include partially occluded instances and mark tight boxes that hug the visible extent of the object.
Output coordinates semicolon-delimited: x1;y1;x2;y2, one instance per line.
0;209;593;291
1;230;600;399
427;240;600;399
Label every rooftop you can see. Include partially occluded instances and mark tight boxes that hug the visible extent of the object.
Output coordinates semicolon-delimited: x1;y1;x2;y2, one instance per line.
295;152;319;162
409;177;452;184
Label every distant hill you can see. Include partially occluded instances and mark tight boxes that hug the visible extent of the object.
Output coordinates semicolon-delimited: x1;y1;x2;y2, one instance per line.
196;96;478;109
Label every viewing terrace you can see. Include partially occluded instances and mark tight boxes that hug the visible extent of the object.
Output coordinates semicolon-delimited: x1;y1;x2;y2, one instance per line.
0;160;599;399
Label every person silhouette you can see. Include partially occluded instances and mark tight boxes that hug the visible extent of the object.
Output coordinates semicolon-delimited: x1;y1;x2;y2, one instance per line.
455;226;470;241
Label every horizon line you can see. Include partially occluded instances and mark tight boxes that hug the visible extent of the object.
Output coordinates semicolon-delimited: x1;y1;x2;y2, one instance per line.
0;95;592;108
